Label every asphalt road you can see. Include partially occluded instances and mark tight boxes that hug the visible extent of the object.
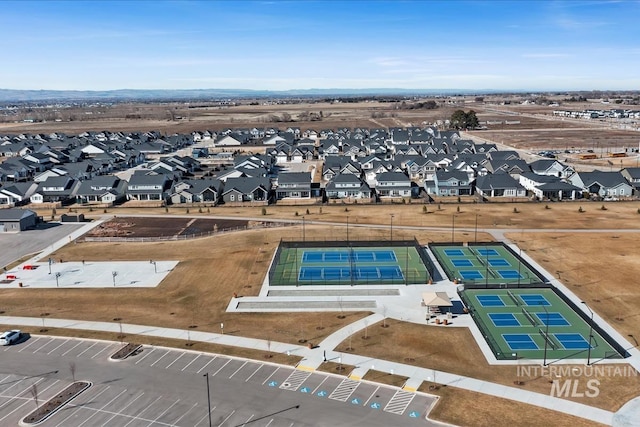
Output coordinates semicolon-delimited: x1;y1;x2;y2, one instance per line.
0;223;83;269
0;335;439;426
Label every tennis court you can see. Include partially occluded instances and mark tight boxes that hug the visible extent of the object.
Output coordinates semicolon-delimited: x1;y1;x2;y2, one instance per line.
269;243;431;286
430;244;543;286
459;287;623;361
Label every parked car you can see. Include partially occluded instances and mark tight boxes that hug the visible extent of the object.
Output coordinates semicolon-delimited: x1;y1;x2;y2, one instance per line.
0;330;22;345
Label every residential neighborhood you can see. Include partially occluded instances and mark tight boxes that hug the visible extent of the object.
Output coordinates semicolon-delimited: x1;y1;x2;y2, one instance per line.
0;126;638;214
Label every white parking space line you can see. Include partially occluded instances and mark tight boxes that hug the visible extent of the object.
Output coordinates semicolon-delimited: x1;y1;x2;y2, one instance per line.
217;409;236;427
32;338;56;353
47;339;70;355
363;386;380;406
135;348;156;365
150;350;170;367
182;354;200;372
265;419;274;427
76;388;128;427
18;337;42;352
0;379;60;423
54;386;112;427
75;341;98;358
195;404;217;427
245;364;263;382
210;359;232;377
240;414;255;426
229;361;248;379
61;341;83;356
164;353;184;369
262;367;281;385
173;401;198;426
122;395;162;427
311;376;328;394
91;343;115;359
100;391;145;426
147;398;180;426
196;356;216;374
0;377;45;406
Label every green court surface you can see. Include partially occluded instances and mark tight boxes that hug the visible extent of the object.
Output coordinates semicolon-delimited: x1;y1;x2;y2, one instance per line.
460;288;622;361
269;246;430;286
430;244;543;286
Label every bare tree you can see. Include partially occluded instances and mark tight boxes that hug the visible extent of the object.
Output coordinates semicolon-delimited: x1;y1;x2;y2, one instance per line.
69;362;76;382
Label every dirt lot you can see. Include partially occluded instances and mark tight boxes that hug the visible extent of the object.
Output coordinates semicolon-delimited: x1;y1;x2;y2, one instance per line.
86;216;248;238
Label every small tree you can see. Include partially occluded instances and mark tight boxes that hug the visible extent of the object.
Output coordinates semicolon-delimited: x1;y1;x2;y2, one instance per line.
306;208;310;215
261;207;267;216
69;361;76;382
30;384;39;409
423;205;428;214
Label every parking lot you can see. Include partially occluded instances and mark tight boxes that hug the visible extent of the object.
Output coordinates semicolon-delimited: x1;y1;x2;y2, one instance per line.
0;335;439;426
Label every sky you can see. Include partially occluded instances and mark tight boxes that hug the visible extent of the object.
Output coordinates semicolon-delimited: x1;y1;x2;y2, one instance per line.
1;0;639;91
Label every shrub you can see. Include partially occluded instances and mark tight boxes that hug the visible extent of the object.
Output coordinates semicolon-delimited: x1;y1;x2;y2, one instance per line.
186;208;190;214
600;205;607;211
306;208;310;215
198;207;203;213
262;207;267;216
295;211;299;216
456;206;460;213
545;204;550;210
344;207;349;212
165;207;169;213
513;207;519;213
438;203;442;211
423;205;427;214
578;206;584;213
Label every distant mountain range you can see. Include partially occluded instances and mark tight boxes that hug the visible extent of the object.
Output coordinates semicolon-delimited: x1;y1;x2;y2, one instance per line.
0;88;499;103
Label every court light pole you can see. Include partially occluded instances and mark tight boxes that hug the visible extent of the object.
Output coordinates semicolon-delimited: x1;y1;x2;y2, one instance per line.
451;214;455;243
48;257;52;275
203;373;212;427
390;214;394;242
474;214;478;243
55;272;61;288
582;301;594;366
302;216;305;242
112;271;118;287
346;215;349;243
542;304;549;367
150;260;157;273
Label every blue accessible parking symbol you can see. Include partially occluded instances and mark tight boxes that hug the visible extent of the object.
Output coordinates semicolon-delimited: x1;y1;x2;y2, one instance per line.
351;398;360;405
370;402;381;409
317;390;327;397
268;381;278;387
409;411;420;418
300;387;310;393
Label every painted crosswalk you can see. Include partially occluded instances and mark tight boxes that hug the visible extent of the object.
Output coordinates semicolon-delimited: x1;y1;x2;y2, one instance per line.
328;378;359;402
383;390;415;415
279;369;312;391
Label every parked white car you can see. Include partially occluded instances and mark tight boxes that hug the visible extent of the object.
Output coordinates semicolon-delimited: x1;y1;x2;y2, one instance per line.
0;330;22;345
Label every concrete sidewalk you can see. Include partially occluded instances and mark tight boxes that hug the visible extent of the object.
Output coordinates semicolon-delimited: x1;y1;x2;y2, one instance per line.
0;315;618;426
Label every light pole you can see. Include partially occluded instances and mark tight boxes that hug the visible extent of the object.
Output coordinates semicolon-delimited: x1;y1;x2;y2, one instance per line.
390;214;394;242
302;216;305;242
346;215;349;243
542;304;549;367
203;373;212;427
112;271;118;287
48;258;52;275
474;214;478;243
582;301;594;366
55;272;61;288
150;260;157;273
451;214;455;243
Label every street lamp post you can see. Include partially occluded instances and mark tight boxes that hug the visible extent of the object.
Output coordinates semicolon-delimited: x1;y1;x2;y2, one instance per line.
390;214;394;242
150;260;157;273
55;272;61;288
346;215;349;243
542;304;549;367
582;301;594;366
451;214;455;243
112;271;118;287
302;216;305;242
203;373;212;427
48;258;52;275
474;214;478;243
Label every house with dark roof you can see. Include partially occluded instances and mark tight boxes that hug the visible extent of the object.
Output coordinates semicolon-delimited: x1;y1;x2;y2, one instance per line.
475;173;526;198
0;208;38;232
568;171;633;198
126;170;173;202
0;182;38;206
519;172;581;201
375;171;413;198
75;175;127;205
276;172;312;200
169;179;222;204
325;173;372;200
221;176;271;204
529;159;575;178
621;167;640;194
426;170;474;197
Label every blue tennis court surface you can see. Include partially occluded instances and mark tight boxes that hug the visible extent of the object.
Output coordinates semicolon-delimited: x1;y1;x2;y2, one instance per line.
503;334;539;350
460;270;484;280
497;270;523;279
536;312;570;326
476;248;500;257
452;259;473;267
356;266;403;280
520;294;551;306
476;295;504;307
302;250;397;263
489;313;521;327
554;333;591;350
444;249;465;257
488;259;510;267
